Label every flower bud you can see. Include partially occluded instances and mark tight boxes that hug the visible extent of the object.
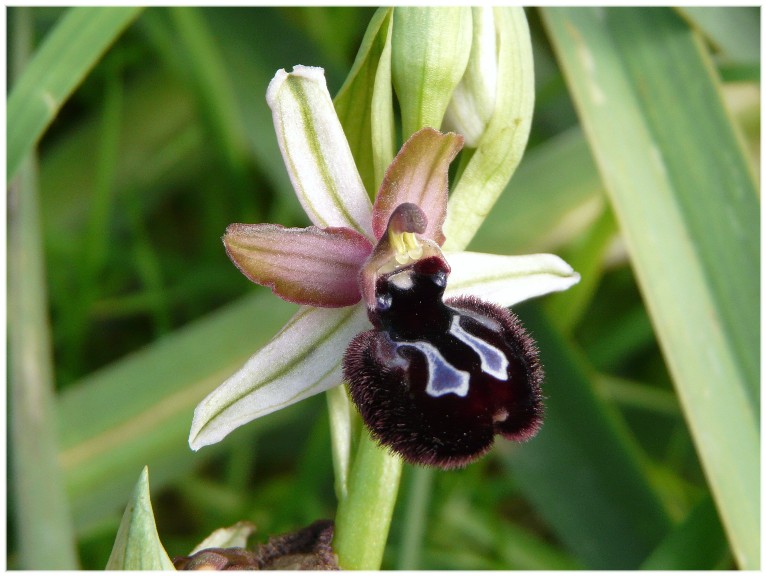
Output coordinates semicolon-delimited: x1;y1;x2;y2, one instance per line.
442;7;536;250
443;7;498;147
391;7;472;137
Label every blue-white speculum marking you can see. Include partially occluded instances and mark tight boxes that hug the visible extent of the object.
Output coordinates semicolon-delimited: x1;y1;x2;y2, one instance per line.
343;203;544;469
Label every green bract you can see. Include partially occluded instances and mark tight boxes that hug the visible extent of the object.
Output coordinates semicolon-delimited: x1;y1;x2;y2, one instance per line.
106;468;174;570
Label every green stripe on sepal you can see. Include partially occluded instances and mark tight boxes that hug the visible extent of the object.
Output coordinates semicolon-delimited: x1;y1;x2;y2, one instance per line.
189;304;369;450
267;66;374;239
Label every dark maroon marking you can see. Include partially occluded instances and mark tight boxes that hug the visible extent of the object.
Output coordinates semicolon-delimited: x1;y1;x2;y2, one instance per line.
343;256;543;469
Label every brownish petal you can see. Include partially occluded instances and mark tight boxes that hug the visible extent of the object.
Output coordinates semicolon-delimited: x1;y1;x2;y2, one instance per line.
224;223;373;307
372;127;464;244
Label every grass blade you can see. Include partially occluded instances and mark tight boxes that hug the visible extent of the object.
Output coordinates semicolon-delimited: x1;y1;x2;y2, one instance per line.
641;495;729;570
167;7;256;219
503;306;671;568
542;7;759;568
58;291;297;533
8;8;79;568
676;7;759;64
7;6;142;180
395;467;433;569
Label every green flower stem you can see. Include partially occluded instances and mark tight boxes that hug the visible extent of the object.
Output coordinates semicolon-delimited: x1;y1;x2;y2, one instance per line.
7;6;143;181
333;432;403;569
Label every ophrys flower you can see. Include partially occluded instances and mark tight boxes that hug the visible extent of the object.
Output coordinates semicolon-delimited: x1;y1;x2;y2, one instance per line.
189;66;579;468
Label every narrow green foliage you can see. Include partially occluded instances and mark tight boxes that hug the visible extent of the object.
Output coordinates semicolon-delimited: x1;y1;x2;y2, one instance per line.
396;467;434;569
543;8;759;567
8;8;79;569
58;292;297;533
676;7;759;64
168;7;255;219
641;496;729;569
504;306;671;568
8;6;143;180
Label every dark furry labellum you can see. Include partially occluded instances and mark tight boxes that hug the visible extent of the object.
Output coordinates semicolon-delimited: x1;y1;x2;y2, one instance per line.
343;255;544;469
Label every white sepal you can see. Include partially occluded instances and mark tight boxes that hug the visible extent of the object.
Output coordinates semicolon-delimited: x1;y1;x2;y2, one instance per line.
267;66;374;239
444;251;580;307
189;304;370;450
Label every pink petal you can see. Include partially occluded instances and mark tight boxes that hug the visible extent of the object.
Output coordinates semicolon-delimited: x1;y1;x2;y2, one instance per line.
372;127;464;244
224;224;373;307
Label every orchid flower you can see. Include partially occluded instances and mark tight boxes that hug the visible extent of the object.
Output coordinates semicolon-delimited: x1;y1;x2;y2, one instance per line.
189;65;579;466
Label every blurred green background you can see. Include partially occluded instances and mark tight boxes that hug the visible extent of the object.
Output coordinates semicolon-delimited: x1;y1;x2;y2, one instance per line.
7;6;759;569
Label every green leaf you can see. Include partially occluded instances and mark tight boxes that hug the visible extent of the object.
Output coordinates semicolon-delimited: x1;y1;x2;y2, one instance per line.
8;8;79;568
434;495;585;570
542;7;759;568
166;7;253;213
641;496;729;570
502;306;672;568
334;7;396;197
676;7;759;64
58;291;297;533
395;467;434;569
7;6;143;181
106;467;175;570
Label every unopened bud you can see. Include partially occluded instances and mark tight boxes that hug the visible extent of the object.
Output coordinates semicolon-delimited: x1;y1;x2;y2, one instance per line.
443;7;498;147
